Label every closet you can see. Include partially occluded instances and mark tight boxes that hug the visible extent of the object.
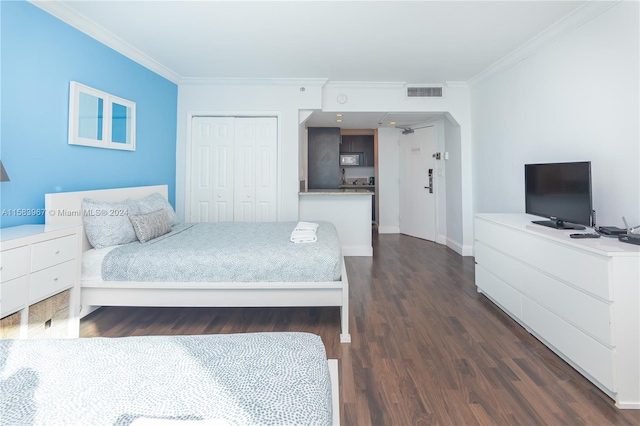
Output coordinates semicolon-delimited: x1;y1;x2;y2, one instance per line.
190;117;277;222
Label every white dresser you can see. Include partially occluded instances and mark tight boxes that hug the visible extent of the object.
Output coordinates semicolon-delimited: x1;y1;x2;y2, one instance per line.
0;225;82;339
474;213;640;409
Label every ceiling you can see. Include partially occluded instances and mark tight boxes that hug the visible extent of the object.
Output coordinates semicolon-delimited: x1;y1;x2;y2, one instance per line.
50;1;584;83
38;1;587;129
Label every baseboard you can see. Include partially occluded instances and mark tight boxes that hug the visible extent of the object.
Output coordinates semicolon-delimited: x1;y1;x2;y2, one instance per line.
342;245;373;256
378;226;400;234
436;234;447;245
463;244;475;257
79;305;101;319
617;402;640;410
446;238;474;257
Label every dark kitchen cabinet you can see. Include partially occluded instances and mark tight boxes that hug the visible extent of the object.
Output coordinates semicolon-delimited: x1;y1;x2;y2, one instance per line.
341;135;374;167
308;127;340;189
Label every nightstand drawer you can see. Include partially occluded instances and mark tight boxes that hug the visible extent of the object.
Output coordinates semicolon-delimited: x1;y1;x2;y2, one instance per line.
0;246;28;283
31;235;76;272
29;260;76;304
1;275;28;317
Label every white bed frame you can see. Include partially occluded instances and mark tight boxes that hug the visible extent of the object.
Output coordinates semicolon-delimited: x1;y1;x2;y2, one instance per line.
45;185;351;343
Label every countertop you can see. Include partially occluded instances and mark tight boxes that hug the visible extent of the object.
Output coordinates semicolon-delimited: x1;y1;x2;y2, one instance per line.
339;184;375;189
299;188;374;196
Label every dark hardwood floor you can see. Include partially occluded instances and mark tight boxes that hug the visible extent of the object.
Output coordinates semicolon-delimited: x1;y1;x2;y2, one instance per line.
81;233;640;426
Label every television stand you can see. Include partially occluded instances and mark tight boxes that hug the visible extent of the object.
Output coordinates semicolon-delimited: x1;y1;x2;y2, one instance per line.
475;213;640;409
532;219;586;230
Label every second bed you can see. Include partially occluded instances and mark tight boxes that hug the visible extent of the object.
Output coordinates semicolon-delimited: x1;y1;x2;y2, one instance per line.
45;185;351;343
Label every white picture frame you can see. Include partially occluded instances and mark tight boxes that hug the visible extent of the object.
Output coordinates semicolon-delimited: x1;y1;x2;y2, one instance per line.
68;81;136;151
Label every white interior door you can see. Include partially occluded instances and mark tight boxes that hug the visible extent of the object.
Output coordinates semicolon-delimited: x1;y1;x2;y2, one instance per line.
191;116;277;223
234;119;257;222
253;118;278;222
399;126;437;241
190;117;235;222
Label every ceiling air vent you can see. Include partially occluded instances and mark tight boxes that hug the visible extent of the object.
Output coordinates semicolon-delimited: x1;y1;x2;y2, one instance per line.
406;86;443;98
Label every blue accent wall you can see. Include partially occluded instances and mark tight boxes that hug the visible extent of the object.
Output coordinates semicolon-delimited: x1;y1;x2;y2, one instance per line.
0;1;178;228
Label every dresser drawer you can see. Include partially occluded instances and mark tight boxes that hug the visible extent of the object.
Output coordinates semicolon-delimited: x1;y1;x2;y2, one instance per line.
522;296;614;391
475;242;526;293
523;266;613;346
31;235;76;273
1;275;28;317
475;219;524;257
29;260;76;304
520;237;611;300
476;265;522;319
0;246;28;283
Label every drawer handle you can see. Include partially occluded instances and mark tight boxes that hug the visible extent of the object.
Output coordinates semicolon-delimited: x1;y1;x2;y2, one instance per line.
55;250;60;255
53;277;59;281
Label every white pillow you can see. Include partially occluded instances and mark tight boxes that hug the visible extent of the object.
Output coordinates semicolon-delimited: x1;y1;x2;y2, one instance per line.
129;192;179;225
82;198;137;249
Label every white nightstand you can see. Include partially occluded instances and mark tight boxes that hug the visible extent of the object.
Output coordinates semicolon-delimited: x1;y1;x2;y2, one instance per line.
0;225;82;339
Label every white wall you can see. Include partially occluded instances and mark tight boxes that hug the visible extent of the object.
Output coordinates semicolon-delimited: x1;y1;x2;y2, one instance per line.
445;116;463;252
433;119;447;245
176;80;324;222
377;127;401;233
471;2;640;228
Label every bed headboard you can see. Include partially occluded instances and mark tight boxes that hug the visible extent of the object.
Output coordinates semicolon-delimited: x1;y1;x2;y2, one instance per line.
45;185;169;251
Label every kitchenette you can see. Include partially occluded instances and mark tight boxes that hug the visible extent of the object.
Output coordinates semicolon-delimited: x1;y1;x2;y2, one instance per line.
299;127;376;256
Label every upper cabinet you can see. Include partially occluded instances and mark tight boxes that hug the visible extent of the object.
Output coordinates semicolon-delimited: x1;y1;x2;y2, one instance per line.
340;135;374;167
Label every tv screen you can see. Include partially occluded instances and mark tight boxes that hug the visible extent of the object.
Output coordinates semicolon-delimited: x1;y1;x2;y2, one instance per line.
525;161;592;229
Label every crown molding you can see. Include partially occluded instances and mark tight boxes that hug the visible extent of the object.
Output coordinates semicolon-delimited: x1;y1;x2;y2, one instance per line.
179;77;328;87
468;1;621;87
444;82;469;89
28;0;181;84
325;81;406;90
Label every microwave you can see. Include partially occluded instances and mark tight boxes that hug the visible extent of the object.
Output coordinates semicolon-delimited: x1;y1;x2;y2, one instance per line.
340;153;362;166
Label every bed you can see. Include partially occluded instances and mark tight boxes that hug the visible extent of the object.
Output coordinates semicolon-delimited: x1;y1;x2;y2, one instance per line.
0;331;340;426
45;185;351;343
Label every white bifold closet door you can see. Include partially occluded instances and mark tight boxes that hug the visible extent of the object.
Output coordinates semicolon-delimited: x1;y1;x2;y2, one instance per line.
190;117;277;223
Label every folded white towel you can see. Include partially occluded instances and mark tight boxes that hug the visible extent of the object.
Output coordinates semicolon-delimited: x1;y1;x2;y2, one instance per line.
290;233;318;243
291;222;319;243
294;221;319;233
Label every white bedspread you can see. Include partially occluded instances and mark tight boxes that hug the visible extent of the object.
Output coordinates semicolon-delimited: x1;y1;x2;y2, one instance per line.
99;222;342;282
0;332;332;426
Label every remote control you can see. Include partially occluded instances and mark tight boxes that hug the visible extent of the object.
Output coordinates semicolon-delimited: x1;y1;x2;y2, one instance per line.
570;233;601;239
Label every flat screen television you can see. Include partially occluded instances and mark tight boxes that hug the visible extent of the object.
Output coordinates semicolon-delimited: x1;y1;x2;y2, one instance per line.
525;161;592;230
